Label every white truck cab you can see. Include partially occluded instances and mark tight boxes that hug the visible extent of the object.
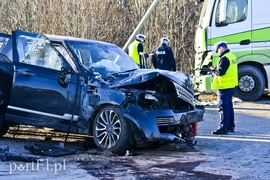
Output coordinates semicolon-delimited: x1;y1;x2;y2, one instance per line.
194;0;270;101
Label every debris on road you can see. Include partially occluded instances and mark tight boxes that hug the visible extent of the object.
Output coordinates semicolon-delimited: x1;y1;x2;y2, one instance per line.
0;146;40;162
24;144;77;157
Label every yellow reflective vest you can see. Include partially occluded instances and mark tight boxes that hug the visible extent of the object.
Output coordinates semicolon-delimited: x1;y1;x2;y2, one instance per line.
128;40;141;65
211;52;238;90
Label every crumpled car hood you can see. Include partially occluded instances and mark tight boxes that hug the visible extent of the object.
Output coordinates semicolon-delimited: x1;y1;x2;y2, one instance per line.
107;69;193;92
89;69;195;107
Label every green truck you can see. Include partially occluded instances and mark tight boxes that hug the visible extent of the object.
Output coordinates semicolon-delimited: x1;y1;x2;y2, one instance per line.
193;0;270;101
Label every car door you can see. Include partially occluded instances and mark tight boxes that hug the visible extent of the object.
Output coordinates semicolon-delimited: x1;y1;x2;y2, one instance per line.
7;30;79;121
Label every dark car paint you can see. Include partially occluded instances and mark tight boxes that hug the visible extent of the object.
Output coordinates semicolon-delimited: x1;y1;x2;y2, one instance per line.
0;55;13;113
0;30;204;150
109;69;193;91
84;70;204;144
6;31;80;123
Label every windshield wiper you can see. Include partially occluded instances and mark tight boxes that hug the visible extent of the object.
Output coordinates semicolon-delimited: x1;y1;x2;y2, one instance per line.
121;68;138;73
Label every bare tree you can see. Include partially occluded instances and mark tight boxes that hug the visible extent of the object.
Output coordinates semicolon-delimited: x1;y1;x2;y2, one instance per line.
0;0;201;74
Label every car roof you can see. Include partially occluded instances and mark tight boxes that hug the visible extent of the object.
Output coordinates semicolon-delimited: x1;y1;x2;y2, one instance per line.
45;34;115;46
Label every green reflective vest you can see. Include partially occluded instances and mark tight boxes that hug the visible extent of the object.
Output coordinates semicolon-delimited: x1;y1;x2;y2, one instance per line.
128;40;141;65
211;52;238;90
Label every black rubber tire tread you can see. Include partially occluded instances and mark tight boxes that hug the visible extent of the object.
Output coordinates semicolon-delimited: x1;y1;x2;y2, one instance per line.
0;124;9;137
0;110;9;137
93;105;134;155
234;65;265;101
0;79;9;137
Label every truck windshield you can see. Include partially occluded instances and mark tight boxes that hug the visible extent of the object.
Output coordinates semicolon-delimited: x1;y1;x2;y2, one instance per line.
198;0;215;28
215;0;248;26
65;41;139;75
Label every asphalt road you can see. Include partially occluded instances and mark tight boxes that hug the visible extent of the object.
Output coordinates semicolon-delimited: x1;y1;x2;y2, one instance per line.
0;98;270;180
195;99;270;180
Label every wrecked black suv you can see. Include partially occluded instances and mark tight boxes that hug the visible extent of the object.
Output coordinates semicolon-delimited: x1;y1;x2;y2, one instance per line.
0;30;204;155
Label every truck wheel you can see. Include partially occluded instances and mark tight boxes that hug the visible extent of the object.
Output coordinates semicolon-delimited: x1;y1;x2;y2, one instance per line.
234;65;265;101
93;105;134;155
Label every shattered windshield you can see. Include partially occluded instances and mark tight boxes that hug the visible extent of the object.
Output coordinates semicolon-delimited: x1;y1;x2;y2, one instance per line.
65;40;139;75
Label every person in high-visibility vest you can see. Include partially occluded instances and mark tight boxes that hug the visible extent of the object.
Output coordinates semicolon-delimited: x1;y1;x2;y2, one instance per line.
211;41;238;135
128;34;148;68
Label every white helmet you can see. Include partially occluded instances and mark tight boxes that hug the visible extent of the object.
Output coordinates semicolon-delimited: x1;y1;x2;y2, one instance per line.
136;34;146;40
160;37;170;43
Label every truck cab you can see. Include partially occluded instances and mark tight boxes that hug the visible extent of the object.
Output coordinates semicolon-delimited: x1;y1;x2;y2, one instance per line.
194;0;270;101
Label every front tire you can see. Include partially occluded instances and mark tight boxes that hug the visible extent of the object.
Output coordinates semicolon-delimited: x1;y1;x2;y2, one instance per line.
93;105;134;155
234;65;265;101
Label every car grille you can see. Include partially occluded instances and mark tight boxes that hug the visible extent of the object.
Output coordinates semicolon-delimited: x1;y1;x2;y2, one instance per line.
172;81;195;107
156;116;175;126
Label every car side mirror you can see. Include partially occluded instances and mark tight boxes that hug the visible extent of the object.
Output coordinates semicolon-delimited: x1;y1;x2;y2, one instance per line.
58;67;72;88
219;0;228;23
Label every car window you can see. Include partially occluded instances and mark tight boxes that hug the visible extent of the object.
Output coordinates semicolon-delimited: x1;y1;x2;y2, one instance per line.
0;34;12;60
66;41;138;75
54;45;78;72
0;54;11;63
17;35;65;71
0;36;10;53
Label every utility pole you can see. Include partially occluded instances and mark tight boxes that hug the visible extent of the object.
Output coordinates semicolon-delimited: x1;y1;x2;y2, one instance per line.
122;0;159;52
